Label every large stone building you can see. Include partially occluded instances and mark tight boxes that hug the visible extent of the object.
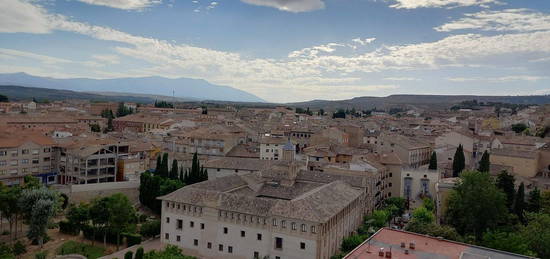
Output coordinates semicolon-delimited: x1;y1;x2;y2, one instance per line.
376;134;432;168
159;162;367;259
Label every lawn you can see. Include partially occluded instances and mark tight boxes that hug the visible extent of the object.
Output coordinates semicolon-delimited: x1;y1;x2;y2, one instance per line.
57;241;105;259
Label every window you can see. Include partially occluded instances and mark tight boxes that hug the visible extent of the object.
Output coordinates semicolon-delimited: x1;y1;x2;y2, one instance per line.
0;160;6;166
165;233;169;240
176;235;181;242
257;233;262;241
300;242;306;250
275;237;283;249
301;224;306;232
389;183;392;187
272;219;277;226
10;160;17;166
43;157;50;162
241;230;246;237
223;227;228;234
254;252;259;258
43;148;50;153
389;173;393;177
32;159;39;164
166;217;170;223
177;219;183;229
291;222;296;230
22;149;29;155
228;246;233;253
194;239;198;246
190;221;194;228
276;257;281;259
10;150;17;157
219;244;223;251
281;220;286;228
311;226;316;233
0;151;6;156
207;242;212;249
32;149;39;155
200;223;205;229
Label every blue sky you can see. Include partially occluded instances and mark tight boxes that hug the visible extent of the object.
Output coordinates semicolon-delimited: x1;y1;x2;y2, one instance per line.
1;0;550;102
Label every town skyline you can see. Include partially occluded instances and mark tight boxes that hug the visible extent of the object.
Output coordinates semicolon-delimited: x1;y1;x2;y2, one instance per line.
2;0;550;102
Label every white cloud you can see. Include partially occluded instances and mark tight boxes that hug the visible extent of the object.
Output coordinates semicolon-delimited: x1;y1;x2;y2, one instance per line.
389;0;500;9
75;0;161;10
0;48;72;64
240;0;325;12
436;9;550;32
351;38;376;46
288;43;344;58
384;77;420;81
91;54;121;64
0;0;54;33
447;75;548;83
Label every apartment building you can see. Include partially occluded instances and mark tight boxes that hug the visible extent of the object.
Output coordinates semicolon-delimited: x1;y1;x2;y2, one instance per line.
56;139;129;184
159;162;366;259
113;114;174;133
0;132;56;186
171;128;244;156
260;136;290;160
400;168;439;209
377;134;432;168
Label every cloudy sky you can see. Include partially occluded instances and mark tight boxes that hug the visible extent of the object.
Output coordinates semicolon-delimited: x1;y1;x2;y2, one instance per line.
1;0;549;102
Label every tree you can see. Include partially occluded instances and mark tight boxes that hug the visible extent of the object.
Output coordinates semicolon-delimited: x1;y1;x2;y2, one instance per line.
428;151;437;170
18;188;60;247
318;109;325;116
90;124;101;132
89;197;110;246
332;109;346;119
117;102;134;117
477;150;490;173
0;94;8;102
370;210;390;228
160;153;169;178
183;153;208;185
155;155;162;173
104;117;114;133
422;197;435;212
496;170;516;210
511;123;528;134
106;193;136;251
527;187;541;213
0;185;22;242
142;245;195;259
135;247;144;259
170;159;179;180
124;251;134;259
541;191;550;214
482;230;534;256
411;206;434;225
452;145;465;177
384;197;406;219
514;182;526;224
66;203;90;230
522;213;550;258
341;235;365;253
445;171;507;240
23;175;41;190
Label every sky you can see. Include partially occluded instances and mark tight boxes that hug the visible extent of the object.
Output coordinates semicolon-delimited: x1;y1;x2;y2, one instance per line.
1;0;550;103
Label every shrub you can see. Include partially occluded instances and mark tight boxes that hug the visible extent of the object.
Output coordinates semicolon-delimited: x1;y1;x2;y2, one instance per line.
58;241;105;259
124;251;133;259
135;247;144;259
13;241;26;256
140;219;160;238
125;233;142;247
59;220;80;235
35;251;47;259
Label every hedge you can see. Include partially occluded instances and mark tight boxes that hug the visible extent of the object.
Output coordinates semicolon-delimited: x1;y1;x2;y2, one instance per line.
124;233;142;247
59;220;80;235
82;225;123;244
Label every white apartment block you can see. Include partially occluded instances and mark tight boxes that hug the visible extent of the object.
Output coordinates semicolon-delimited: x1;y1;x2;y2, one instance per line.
260;136;289;160
159;162;366;259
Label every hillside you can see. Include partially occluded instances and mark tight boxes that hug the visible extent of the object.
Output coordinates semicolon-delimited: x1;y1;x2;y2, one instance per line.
0;72;265;103
289;95;550;111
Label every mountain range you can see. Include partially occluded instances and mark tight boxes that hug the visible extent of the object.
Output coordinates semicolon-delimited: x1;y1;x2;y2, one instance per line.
0;72;264;103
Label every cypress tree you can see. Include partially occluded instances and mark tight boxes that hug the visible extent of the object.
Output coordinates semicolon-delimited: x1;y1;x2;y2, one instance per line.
527;187;541;213
160;153;169;178
496;170;516;210
170;159;179;180
155;155;162;174
478;150;490;173
428;151;437;170
514;182;526;223
452;144;465;177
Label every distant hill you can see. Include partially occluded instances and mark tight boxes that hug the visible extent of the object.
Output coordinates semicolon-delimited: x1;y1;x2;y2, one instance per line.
289;94;550;111
0;85;156;103
0;72;265;103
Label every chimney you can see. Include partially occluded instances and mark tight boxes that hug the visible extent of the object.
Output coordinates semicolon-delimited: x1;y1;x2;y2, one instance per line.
385;251;392;258
409;242;416;250
404;249;409;255
378;248;384;257
400;242;406;248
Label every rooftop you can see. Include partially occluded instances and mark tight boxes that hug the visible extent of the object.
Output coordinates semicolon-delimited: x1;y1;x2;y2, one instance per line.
344;228;534;259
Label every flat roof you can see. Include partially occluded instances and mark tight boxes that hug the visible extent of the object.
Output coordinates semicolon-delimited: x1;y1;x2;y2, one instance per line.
344;228;535;259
